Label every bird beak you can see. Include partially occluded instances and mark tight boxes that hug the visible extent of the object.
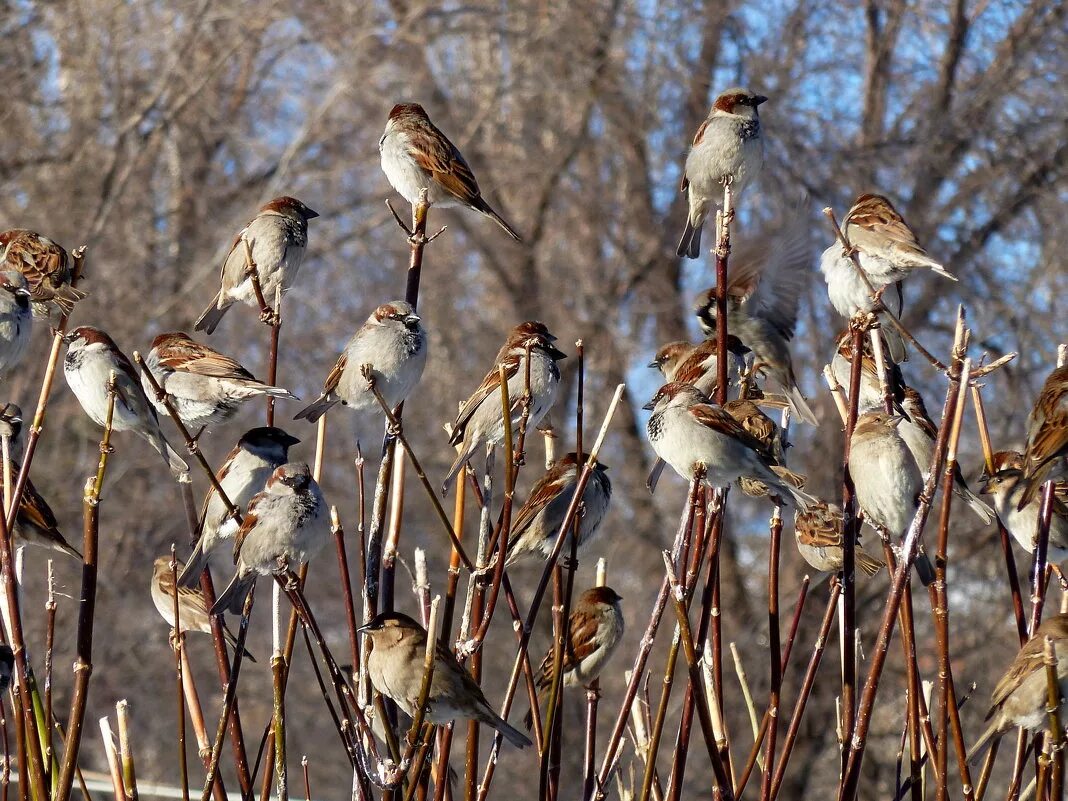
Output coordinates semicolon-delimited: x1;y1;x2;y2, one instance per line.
642;399;656;411
15;288;30;299
404;313;421;325
545;344;568;361
753;95;768;106
305;207;320;219
281;433;302;447
61;332;74;345
647;360;660;369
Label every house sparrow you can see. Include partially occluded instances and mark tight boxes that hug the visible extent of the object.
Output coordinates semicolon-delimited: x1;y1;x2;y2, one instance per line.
0;644;11;695
442;321;566;494
151;556;253;659
649;339;725;398
143;332;297;433
676;87;766;258
178;427;301;589
896;386;994;524
849;411;935;583
194;197;319;334
211;462;330;615
1019;365;1068;507
294;301;427;423
379;103;521;241
968;613;1068;763
360;611;531;748
644;382;814;508
0;403;23;458
505;453;611;565
843;193;956;283
980;451;1068;567
525;586;624;728
722;398;808;498
829;329;906;413
0;271;31;379
793;501;884;576
0;229;85;319
63;327;188;475
694;215;817;424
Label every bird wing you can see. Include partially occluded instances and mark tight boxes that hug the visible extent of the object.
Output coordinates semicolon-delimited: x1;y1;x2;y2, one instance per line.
988;635;1047;713
678;119;710;193
845;193;930;260
509;463;569;541
449;353;522;445
154;337;256;381
797;506;844;549
410;122;482;202
231;507;261;563
319;352;347;396
689;403;775;459
18;479;61;534
1025;368;1068;475
535;613;601;691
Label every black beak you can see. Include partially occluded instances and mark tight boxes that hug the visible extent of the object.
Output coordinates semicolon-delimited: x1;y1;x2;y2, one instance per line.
61;332;75;345
280;433;302;447
642;399;656;411
545;344;568;361
305;207;320;219
647;360;660;369
404;313;421;326
753;95;768;106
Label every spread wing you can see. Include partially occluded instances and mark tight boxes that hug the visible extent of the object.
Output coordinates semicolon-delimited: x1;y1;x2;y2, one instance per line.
155;338;255;381
449;353;521;445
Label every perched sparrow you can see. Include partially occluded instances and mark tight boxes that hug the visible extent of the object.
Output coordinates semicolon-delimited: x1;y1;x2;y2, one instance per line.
63;327;188;475
143;332;296;433
793;501;884;576
844;194;956;282
695;215;817;424
644;382;814;508
0;644;11;695
442;322;566;494
194;197;319;334
212;462;330;615
360;611;531;748
0;403;23;456
897;386;993;523
178;427;301;589
676;88;766;258
506;453;612;565
849;411;934;583
968;613;1068;763
722;399;807;498
829;329;906;412
649;341;696;380
0;271;31;379
0;229;85;318
525;586;624;728
980;451;1068;566
819;245;905;324
379;103;521;241
1019;365;1068;507
295;301;427;423
649;339;725;399
151;556;253;659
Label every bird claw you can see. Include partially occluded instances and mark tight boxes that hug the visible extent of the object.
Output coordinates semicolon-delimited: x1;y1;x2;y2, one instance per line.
260;309;280;326
454;638;478;659
99;443;115;455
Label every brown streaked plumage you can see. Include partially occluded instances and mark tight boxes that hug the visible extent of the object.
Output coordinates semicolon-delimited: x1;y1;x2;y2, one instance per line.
1019;365;1068;507
793;501;884;576
0;229;85;318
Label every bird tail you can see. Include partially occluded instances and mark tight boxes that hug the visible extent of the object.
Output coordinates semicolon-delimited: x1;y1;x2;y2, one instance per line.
471;197;522;241
178;539;210;589
485;710;532;748
222;622;256;662
148;431;189;476
211;572;256;616
766;467;816;511
914;548;936;586
967;720;1001;765
784;384;818;426
956;485;994;525
646;458;666;493
249;383;298;401
51;535;82;560
442;440;476;496
37;285;87;318
194;293;230;334
293;394;339;423
856;548;885;577
676;218;703;259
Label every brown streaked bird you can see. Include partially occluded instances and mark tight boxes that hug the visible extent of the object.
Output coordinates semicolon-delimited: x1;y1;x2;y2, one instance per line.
360;612;531;748
379;103;521;241
980;450;1068;567
843;193;956;281
1019;365;1068;507
829;328;907;411
968;613;1068;763
793;501;884;576
150;557;254;660
525;586;624;729
0;229;85;319
723;399;805;498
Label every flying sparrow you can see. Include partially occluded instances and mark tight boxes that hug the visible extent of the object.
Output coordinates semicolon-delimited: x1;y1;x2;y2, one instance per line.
849;411;935;583
360;611;531;748
968;613;1068;763
194;196;319;334
506;453;612;565
0;271;31;379
525;586;624;728
143;332;297;434
442;321;566;494
379;103;521;241
151;556;254;659
793;501;884;576
178;427;301;589
211;462;330;615
1019;365;1068;507
0;229;85;319
694;213;817;424
677;87;766;258
295;301;427;423
980;451;1068;567
644;382;814;508
63;327;188;475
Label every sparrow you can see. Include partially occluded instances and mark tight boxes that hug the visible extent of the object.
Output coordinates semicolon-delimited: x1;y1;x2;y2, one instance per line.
294;301;427;423
178;427;301;589
980;451;1068;567
849;411;935;583
143;332;297;433
505;453;612;565
1019;365;1068;507
151;556;254;660
843;193;957;283
677;87;766;258
897;386;994;524
968;613;1068;763
360;611;531;748
0;402;22;455
722;399;808;498
694;213;817;424
525;586;624;728
793;501;884;576
63;327;188;474
442;321;566;494
194;196;319;334
0;644;11;695
212;462;330;615
0;271;32;379
649;339;725;399
0;229;85;319
643;382;814;508
829;329;906;413
379;103;521;241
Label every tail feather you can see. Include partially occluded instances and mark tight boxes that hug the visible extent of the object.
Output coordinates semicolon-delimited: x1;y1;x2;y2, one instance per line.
35;285;86;317
914;549;936;586
293;395;339;423
471;197;522;242
957;485;994;525
211;572;256;616
856;548;885;576
967;720;1001;765
676;218;703;259
178;539;210;589
486;711;532;748
442;441;476;496
646;458;666;493
194;293;230;334
251;384;298;401
784;385;818;426
148;430;189;475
